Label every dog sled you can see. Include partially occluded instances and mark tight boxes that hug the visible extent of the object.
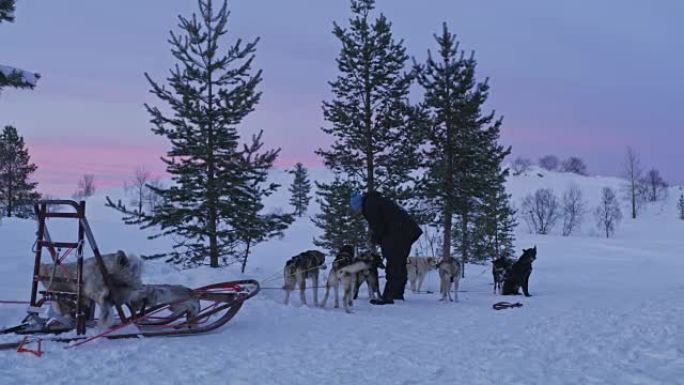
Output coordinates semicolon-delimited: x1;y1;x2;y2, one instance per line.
0;200;259;353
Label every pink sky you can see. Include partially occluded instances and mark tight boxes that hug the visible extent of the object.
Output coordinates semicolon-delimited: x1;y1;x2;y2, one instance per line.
28;139;324;196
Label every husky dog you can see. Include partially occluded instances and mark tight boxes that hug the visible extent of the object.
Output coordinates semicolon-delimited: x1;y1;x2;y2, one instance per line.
492;255;513;294
127;284;200;326
320;245;354;310
38;250;143;328
283;250;326;306
437;257;461;302
407;256;438;293
353;252;385;300
335;260;375;313
502;246;537;297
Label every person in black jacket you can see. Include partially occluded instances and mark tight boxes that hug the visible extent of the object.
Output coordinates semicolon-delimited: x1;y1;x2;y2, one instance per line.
350;190;422;305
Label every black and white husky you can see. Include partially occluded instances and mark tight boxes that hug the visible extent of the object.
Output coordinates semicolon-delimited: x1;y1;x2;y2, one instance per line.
320;245;376;313
437;257;461;302
492;255;513;294
283;250;326;306
353;252;385;301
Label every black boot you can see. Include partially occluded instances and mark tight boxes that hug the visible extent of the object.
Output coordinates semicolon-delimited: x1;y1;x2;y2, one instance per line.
370;297;394;305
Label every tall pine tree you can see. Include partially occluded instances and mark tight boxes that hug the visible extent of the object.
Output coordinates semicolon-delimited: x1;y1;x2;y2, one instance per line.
288;162;311;217
415;24;511;264
0;125;39;218
111;0;291;268
316;0;419;201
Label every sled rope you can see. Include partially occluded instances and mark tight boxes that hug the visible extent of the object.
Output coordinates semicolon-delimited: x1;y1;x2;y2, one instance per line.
260;262;327;285
492;301;523;310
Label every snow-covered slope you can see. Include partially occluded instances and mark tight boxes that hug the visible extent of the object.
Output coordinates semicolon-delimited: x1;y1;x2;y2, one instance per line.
1;168;683;385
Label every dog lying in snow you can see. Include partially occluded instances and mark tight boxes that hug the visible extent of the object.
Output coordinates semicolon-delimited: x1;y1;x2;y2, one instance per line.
283;250;326;306
437;257;461;302
492;255;513;294
127;284;200;327
37;250;143;328
407;256;438;293
502;246;537;297
353;252;385;301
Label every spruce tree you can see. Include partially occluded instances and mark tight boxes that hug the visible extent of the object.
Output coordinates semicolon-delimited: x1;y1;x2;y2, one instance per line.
312;177;367;254
111;0;291;268
0;0;14;23
288;162;311;217
415;23;510;264
317;0;419;201
678;193;684;220
0;125;39;218
1;0;39;92
472;155;515;261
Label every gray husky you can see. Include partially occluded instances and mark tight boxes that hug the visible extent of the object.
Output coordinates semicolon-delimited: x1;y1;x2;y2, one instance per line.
283;250;326;306
437;257;461;302
128;284;200;326
38;250;143;328
407;256;438;293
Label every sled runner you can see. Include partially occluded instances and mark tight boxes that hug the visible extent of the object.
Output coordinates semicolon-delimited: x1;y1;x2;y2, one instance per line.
1;200;259;352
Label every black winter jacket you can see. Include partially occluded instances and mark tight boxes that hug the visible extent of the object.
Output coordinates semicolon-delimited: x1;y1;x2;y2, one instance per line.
361;191;422;246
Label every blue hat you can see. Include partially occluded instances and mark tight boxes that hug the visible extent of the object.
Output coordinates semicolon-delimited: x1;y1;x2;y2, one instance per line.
350;191;363;212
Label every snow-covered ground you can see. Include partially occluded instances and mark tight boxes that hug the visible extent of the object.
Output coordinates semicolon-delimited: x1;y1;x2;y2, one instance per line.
1;168;683;385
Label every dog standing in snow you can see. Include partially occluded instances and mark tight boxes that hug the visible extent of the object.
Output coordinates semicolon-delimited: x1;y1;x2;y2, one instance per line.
492;255;513;294
283;250;326;306
437;257;461;302
320;245;354;310
407;256;438;293
353;251;385;301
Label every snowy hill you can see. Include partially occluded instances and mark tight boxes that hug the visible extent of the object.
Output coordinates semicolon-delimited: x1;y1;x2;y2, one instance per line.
1;168;683;385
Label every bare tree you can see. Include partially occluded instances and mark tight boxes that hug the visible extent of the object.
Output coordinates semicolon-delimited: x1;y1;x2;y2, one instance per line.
145;178;164;213
520;188;561;235
623;147;645;219
415;224;442;258
641;168;668;202
595;187;622;238
73;174;96;200
511;157;532;176
561;184;586;236
106;169;163;224
539;155;560;171
124;167;151;218
560;157;588;175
